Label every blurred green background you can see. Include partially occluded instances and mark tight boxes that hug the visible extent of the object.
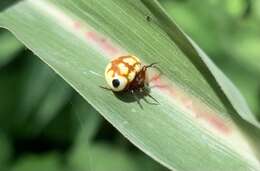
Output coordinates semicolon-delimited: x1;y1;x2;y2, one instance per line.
0;0;259;170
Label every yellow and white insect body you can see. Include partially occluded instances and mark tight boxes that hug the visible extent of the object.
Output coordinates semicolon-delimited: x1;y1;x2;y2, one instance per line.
105;55;143;92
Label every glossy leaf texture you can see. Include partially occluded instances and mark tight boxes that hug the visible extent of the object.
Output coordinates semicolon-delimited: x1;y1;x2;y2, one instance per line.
0;0;260;170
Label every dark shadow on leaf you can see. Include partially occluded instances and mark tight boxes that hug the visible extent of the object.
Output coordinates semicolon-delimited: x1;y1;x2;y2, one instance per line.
0;0;20;12
114;88;159;109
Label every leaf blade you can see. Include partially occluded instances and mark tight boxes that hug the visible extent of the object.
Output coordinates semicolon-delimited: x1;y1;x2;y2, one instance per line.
0;1;260;170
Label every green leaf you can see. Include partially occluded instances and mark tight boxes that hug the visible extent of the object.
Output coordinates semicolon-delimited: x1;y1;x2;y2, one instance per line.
14;57;73;136
160;0;260;116
69;143;143;171
11;153;62;171
1;0;260;170
0;28;23;67
71;96;101;144
215;57;260;118
0;53;26;132
142;0;260;128
0;131;12;169
29;77;73;134
16;57;57;123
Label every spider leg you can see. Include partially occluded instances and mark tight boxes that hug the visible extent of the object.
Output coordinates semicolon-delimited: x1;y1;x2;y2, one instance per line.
148;64;163;76
131;89;143;109
142;95;159;105
99;86;113;91
142;87;159;105
146;93;159;104
145;62;158;69
145;62;164;83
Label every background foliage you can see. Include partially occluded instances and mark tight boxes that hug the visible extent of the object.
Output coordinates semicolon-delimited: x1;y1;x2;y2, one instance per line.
0;0;259;170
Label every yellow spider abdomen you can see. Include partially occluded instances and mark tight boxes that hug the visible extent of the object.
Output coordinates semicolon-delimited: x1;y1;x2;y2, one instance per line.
118;63;129;75
104;55;142;91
